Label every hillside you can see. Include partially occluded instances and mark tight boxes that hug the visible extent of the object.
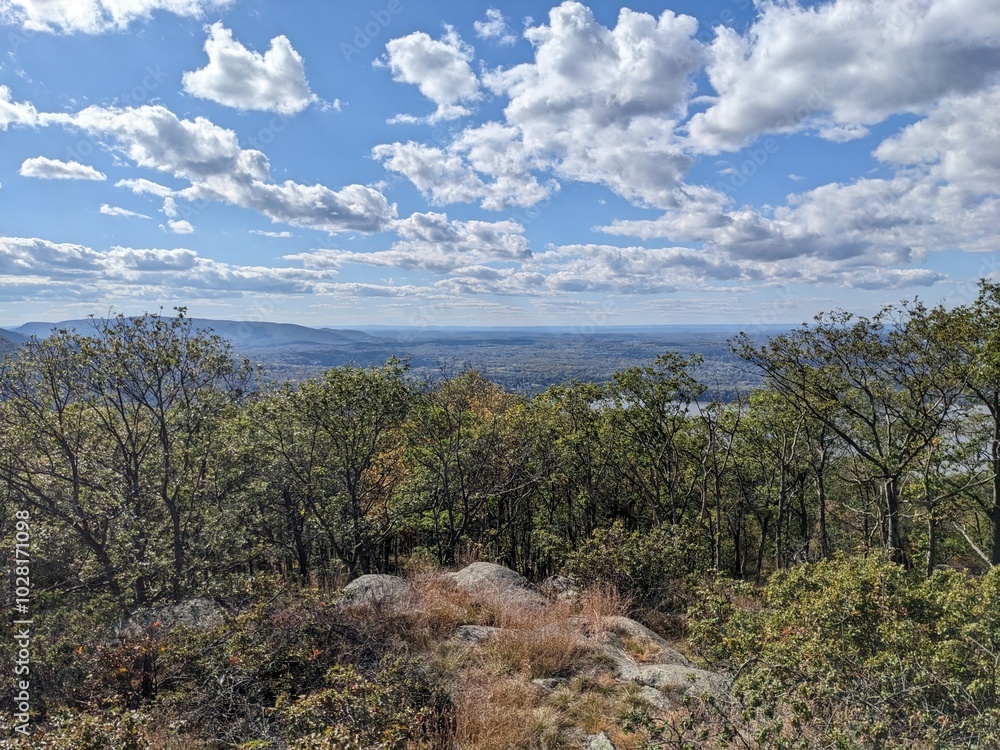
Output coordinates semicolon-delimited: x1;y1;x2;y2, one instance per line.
2;319;767;398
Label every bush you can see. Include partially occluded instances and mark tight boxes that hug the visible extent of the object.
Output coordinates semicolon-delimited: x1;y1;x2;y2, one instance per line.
562;521;708;624
280;657;451;749
689;552;1000;749
154;588;396;746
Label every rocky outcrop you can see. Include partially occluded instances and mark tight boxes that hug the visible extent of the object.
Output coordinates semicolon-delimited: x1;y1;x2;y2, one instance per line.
340;574;410;608
541;575;580;601
119;597;224;637
447;561;547;607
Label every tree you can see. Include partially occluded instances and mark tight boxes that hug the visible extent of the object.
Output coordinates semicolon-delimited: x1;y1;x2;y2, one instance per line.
0;311;255;607
255;359;414;577
943;280;1000;565
605;352;706;527
734;303;961;564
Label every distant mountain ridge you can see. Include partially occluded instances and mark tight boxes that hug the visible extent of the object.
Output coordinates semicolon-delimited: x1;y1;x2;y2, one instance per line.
0;318;769;398
4;318;372;349
0;328;27;355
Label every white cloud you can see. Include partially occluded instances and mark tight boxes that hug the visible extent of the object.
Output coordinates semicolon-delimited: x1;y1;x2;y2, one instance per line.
380;27;480;122
288;212;528;274
0;236;357;302
250;229;293;238
475;8;517;45
875;85;1000;196
0;0;233;34
115;178;175;197
55;104;394;233
165;219;194;234
688;0;1000;152
182;23;317;115
0;236;103;277
373;129;552;209
376;2;704;209
0;86;40;129
19;156;106;180
100;204;150;219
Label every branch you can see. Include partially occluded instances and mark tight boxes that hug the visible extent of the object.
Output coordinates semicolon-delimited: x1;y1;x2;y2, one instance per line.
952;521;993;567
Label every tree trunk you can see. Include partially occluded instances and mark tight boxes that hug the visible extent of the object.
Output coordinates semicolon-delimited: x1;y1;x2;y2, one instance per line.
884;476;907;566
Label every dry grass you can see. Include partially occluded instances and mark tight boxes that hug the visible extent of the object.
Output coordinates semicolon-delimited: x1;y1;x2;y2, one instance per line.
356;569;696;748
452;670;541;750
577;583;632;630
396;572;480;648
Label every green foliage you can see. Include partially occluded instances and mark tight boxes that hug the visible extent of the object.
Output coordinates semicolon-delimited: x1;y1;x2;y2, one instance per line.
14;709;155;749
690;553;1000;748
280;658;449;749
154;588;379;745
562;521;709;617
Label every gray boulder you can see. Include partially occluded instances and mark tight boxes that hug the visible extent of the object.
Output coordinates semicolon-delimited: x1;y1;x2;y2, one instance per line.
119;597;224;637
616;662;730;699
540;575;580;601
450;624;501;644
341;574;410;608
598;616;694;667
449;562;546;606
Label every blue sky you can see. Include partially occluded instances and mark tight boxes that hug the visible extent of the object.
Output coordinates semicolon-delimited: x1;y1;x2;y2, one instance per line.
0;0;998;327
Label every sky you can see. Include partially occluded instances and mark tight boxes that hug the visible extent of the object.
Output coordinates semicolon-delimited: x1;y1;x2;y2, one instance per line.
0;0;998;328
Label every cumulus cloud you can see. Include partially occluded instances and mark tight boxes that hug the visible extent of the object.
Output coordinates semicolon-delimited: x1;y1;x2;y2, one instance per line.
875;84;1000;196
376;2;703;208
0;86;40;129
182;23;317;115
19;156;106;180
100;204;150;219
373;128;552;209
688;0;1000;152
607;78;1000;266
52;104;394;233
380;27;480;122
0;236;103;277
165;219;195;234
475;8;517;45
0;235;362;302
287;211;529;274
0;0;233;34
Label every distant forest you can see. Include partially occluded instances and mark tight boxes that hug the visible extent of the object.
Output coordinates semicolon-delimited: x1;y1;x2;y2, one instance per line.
6;282;1000;747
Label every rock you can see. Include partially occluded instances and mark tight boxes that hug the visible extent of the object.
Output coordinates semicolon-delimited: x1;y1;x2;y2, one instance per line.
540;575;580;601
636;685;670;710
590;630;625;650
598;616;694;667
588;732;617;750
119;597;224;637
450;562;546;607
616;662;730;699
451;624;501;644
340;574;409;608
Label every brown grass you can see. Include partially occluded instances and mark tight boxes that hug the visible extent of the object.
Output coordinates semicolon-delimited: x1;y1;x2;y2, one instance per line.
354;569;699;748
452;670;541;750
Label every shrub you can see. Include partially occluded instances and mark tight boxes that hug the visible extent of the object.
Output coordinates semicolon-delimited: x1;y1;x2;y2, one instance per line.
689;552;1000;749
562;522;708;625
280;657;451;749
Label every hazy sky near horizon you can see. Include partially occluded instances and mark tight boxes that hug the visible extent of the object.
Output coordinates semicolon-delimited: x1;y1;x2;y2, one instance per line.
0;0;998;327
